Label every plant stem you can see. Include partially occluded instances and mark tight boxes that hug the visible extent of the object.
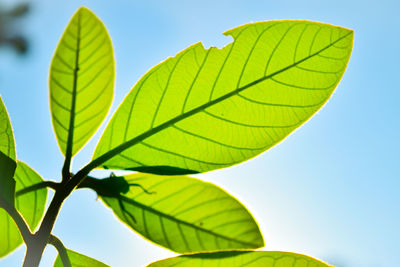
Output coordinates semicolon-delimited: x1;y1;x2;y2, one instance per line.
16;181;59;197
22;189;69;267
49;235;71;267
0;198;32;244
20;175;102;266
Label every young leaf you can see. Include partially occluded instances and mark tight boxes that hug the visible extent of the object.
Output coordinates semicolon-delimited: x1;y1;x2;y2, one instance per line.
0;162;48;257
50;7;114;157
0;97;17;206
147;251;332;267
53;249;109;267
93;20;353;175
81;173;264;253
0;97;16;160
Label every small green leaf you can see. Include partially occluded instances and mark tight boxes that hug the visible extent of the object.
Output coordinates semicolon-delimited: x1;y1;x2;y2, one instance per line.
0;162;48;257
147;251;332;267
0;97;17;206
50;7;114;157
54;249;109;267
85;173;263;253
93;20;353;175
0;97;16;160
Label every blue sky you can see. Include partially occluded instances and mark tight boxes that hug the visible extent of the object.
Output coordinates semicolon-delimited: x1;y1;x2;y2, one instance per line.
0;0;399;266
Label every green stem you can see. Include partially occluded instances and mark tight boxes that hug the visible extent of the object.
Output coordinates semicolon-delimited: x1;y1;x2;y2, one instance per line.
49;235;71;267
0;197;32;244
22;189;69;267
16;181;59;197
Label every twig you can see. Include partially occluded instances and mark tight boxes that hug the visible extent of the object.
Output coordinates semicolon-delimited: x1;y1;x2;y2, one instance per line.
48;235;71;267
0;197;32;244
16;181;59;197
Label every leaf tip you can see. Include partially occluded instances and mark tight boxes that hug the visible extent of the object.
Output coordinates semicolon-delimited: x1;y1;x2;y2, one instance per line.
76;6;90;13
73;6;96;19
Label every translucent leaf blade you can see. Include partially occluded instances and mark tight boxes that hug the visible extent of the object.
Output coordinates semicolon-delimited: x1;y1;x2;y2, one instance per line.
53;249;109;267
50;7;114;157
94;20;353;174
0;161;48;257
0;97;16;160
147;251;332;267
0;97;17;206
89;173;264;253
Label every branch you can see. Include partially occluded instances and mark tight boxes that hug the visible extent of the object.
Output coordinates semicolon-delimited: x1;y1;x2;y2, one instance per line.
0;197;32;244
48;235;71;267
16;181;59;197
23;190;68;267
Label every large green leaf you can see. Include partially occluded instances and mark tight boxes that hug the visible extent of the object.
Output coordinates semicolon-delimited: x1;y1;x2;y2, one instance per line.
0;161;48;257
54;249;109;267
50;7;114;157
80;173;264;253
0;97;17;206
147;251;332;267
93;20;353;175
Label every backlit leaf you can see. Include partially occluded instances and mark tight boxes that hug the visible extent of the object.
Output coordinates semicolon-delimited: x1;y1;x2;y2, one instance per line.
147;251;332;267
0;162;47;257
0;97;15;160
94;20;353;174
81;173;264;253
50;7;114;157
0;97;17;206
54;249;109;267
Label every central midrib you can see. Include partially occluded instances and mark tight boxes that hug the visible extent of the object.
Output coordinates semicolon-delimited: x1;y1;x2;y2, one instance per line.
62;12;81;176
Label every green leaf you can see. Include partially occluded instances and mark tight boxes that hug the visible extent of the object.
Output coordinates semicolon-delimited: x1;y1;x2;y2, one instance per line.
0;97;17;206
50;7;114;157
83;173;263;253
93;20;353;175
0;152;17;207
0;97;16;160
0;161;48;257
54;249;109;267
147;251;332;267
